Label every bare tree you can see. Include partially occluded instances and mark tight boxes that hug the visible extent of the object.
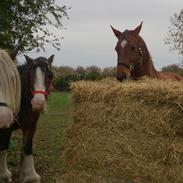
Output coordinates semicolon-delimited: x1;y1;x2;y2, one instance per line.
165;9;183;55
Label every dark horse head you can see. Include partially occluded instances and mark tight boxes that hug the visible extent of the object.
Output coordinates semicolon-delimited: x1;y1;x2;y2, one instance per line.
23;55;54;111
111;22;145;81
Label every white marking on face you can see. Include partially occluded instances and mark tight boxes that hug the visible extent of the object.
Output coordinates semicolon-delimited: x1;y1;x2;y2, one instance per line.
34;67;45;91
121;39;127;48
0;150;12;182
31;67;46;111
19;154;40;183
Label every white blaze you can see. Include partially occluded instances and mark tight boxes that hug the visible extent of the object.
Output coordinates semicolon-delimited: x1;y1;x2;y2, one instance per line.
34;67;45;91
31;67;46;111
121;39;127;48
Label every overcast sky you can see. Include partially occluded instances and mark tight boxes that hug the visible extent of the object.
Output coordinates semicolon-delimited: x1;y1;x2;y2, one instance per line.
19;0;183;70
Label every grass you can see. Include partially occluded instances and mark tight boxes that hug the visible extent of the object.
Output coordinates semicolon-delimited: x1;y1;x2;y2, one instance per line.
8;92;72;183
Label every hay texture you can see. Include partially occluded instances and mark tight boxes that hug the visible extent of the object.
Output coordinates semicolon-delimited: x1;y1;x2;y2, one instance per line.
61;78;183;183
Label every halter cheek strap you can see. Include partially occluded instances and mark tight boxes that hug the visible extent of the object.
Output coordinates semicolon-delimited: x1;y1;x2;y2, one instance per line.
117;47;143;72
31;83;54;96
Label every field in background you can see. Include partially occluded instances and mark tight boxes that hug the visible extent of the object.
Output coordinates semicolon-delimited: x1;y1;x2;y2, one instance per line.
8;92;72;183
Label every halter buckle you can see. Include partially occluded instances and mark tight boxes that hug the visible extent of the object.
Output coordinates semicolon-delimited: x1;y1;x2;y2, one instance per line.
130;65;134;71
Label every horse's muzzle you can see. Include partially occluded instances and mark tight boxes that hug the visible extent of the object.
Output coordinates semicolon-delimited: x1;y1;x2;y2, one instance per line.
116;73;127;82
31;95;46;112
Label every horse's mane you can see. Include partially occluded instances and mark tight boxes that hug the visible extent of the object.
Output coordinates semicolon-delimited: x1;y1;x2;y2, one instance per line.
17;63;32;107
139;36;152;63
0;50;21;114
138;36;158;77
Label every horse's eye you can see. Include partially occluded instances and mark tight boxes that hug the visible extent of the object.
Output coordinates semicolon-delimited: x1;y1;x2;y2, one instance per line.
131;46;135;50
48;71;53;79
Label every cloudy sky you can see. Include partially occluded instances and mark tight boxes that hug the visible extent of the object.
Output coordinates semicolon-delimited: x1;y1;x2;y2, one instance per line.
19;0;183;70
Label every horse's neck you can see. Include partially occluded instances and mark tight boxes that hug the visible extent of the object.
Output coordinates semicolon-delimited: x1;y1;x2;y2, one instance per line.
133;58;159;79
132;41;159;79
145;58;159;78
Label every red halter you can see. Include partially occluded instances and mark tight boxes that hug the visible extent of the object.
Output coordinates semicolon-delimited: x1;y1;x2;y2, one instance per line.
31;90;49;96
31;83;54;96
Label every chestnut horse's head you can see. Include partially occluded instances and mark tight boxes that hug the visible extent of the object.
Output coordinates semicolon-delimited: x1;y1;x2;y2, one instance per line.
24;55;54;111
111;22;144;81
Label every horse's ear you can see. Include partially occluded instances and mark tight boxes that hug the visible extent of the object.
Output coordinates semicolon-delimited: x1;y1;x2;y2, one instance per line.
48;55;54;66
8;47;19;61
111;25;122;39
24;55;33;64
133;21;143;35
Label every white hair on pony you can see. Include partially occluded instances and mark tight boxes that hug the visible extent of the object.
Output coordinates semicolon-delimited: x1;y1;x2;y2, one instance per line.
0;49;21;114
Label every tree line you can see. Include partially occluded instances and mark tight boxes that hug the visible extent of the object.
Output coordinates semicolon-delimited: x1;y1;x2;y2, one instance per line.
0;1;183;91
52;63;183;91
53;66;116;91
161;63;183;77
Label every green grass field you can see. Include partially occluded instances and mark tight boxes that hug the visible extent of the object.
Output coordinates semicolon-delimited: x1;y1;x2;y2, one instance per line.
8;92;72;183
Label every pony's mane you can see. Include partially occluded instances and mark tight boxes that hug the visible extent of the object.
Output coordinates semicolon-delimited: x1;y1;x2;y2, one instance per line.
0;50;21;114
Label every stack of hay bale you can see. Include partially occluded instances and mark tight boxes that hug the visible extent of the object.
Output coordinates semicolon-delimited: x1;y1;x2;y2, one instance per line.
61;78;183;183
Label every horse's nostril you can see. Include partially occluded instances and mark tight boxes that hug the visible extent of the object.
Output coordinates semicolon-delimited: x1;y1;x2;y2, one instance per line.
117;74;126;82
116;76;123;82
31;97;45;111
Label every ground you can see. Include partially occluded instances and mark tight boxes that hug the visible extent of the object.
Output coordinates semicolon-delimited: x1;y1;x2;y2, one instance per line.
8;92;72;183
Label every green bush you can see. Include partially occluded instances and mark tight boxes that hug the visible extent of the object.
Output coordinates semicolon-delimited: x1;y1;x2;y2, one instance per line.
53;66;116;91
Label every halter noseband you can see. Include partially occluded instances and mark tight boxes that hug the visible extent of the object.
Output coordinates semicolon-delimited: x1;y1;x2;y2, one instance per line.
117;62;134;71
31;90;49;96
31;82;53;96
117;47;143;72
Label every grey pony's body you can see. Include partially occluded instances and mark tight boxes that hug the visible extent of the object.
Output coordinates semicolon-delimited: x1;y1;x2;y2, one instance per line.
0;50;21;127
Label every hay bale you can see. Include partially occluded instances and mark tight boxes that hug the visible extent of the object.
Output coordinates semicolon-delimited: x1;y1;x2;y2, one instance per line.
61;78;183;183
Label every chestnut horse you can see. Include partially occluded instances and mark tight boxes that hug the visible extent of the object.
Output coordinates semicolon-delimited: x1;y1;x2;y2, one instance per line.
0;55;54;183
111;22;183;81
